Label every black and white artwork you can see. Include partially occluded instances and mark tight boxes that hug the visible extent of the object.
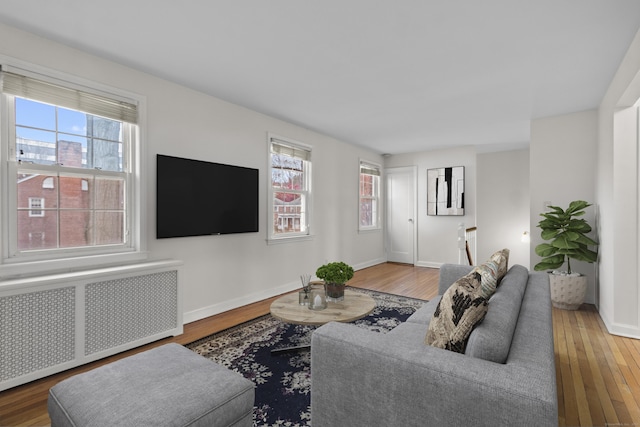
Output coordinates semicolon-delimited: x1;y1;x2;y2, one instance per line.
427;166;464;216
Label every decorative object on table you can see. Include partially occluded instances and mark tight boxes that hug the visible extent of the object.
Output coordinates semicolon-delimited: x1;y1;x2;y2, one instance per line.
298;274;312;305
315;261;354;302
427;166;464;216
534;200;598;310
308;287;327;311
187;288;425;427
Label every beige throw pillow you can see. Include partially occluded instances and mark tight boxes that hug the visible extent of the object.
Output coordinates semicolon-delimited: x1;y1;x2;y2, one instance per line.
425;270;488;353
425;248;510;352
474;248;510;299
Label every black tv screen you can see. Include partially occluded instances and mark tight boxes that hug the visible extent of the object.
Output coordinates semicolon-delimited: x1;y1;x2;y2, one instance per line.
156;154;259;238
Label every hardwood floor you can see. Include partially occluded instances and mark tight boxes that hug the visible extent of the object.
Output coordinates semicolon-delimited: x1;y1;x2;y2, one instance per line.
0;262;638;426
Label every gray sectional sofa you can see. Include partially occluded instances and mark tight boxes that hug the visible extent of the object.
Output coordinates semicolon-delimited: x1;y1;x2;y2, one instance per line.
310;263;558;427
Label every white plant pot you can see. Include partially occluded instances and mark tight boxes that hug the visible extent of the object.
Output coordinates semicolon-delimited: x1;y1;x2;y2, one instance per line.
549;274;587;310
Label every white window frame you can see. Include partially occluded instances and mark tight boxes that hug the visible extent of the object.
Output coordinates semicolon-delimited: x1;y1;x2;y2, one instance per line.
28;197;44;217
359;159;381;232
0;59;147;278
267;133;313;243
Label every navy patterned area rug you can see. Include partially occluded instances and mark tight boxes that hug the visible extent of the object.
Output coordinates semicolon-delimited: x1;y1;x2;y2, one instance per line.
186;288;425;427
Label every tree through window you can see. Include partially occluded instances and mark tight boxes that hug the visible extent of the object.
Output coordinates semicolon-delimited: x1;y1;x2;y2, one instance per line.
269;136;311;240
359;161;381;230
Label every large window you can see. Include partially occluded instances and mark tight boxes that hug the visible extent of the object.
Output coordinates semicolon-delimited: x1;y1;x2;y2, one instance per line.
359;160;381;230
268;135;312;241
1;66;141;273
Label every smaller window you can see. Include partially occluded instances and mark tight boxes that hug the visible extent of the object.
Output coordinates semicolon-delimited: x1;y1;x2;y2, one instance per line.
28;197;44;217
359;161;381;230
42;177;54;189
268;135;312;241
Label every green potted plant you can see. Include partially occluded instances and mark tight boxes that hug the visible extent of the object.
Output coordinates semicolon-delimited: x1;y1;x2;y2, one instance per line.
534;200;598;310
315;261;354;302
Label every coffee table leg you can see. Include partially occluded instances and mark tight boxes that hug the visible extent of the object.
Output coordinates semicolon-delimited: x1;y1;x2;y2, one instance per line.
270;344;310;355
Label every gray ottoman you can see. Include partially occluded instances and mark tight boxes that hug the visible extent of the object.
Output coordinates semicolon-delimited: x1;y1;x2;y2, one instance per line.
47;343;254;427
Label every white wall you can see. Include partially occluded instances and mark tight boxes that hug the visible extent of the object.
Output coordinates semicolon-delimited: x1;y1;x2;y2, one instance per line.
6;19;638;334
0;23;386;323
385;147;530;269
385;147;476;267
476;149;530;269
530;110;598;304
597;27;640;337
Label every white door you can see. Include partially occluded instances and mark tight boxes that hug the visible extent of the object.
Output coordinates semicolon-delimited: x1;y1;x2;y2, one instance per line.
385;166;416;264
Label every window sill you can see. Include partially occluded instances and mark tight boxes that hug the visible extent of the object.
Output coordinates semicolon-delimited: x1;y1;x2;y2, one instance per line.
266;234;315;245
358;227;382;234
0;251;150;280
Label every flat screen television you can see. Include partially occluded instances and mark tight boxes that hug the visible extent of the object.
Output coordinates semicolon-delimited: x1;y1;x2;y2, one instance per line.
156;154;259;238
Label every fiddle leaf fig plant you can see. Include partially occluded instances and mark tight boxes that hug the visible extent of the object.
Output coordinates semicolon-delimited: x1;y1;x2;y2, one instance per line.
534;200;598;274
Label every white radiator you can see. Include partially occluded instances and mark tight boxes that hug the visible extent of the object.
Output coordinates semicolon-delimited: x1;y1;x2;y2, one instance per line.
0;260;182;391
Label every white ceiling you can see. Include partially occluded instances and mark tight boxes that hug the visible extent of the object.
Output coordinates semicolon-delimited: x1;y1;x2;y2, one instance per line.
1;1;639;154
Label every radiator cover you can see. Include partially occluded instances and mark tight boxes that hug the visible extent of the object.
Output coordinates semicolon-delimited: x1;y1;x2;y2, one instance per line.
0;261;182;391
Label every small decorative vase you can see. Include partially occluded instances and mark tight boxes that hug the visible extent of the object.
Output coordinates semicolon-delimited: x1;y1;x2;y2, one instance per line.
299;273;312;305
308;288;327;311
325;282;345;302
549;273;587;310
299;290;311;305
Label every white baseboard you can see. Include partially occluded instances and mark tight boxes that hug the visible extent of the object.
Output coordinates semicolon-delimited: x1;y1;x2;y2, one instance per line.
353;257;387;271
183;280;300;324
183;257;389;325
599;309;640;339
416;261;443;269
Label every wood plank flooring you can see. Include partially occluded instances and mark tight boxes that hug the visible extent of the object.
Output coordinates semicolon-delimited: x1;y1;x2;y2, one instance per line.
0;262;638;426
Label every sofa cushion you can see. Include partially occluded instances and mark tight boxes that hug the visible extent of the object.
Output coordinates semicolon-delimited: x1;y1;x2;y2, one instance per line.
406;296;441;324
425;270;488;353
387;321;434;345
464;264;529;363
474;248;510;298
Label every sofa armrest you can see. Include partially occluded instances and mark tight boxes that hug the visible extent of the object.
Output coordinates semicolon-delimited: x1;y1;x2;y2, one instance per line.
310;322;557;427
438;263;474;294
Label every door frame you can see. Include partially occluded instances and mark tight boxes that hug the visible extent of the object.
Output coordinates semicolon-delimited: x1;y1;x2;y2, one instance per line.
384;166;418;265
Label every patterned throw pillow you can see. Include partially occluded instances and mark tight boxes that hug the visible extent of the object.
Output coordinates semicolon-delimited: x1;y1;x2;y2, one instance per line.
490;248;510;282
425;270;489;353
474;248;510;299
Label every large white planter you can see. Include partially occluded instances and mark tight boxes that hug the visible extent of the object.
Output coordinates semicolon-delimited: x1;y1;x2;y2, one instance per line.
549;274;587;310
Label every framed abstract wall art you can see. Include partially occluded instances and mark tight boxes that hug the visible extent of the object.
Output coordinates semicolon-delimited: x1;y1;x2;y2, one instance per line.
427;166;464;216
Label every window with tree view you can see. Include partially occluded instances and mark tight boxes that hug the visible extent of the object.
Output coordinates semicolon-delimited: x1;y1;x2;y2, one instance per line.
359;161;380;230
269;137;311;239
2;69;137;259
